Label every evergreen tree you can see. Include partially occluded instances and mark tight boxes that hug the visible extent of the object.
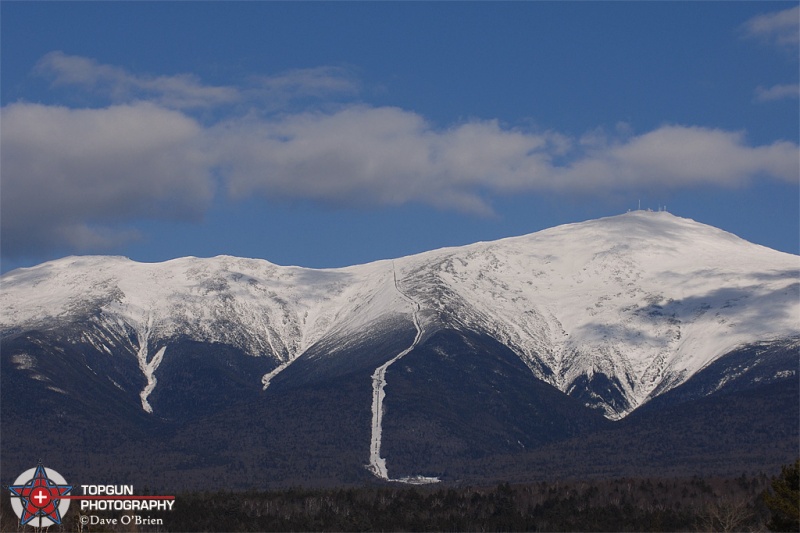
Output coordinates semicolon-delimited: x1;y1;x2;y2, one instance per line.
763;459;800;532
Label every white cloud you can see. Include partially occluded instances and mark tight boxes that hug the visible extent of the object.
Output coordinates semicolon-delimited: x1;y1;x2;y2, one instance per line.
555;126;798;190
742;5;800;47
35;52;359;110
754;83;800;102
0;102;214;256
742;7;798;108
212;106;566;214
36;51;242;109
255;66;360;98
213;108;798;211
3;53;798;258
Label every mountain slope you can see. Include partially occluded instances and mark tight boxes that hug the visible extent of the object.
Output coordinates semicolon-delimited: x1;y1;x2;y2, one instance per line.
4;211;795;417
1;211;797;487
393;211;798;417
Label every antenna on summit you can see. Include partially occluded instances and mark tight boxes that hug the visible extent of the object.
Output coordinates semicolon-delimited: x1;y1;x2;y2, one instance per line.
638;199;641;211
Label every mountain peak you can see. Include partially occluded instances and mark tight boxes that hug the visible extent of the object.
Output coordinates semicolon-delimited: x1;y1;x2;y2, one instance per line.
2;214;797;419
2;212;797;488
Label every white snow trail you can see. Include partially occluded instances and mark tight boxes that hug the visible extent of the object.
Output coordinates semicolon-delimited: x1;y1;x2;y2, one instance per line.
367;263;440;484
261;359;293;390
261;324;297;390
135;319;166;414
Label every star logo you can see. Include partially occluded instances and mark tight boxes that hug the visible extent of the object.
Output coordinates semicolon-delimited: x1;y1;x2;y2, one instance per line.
8;464;73;528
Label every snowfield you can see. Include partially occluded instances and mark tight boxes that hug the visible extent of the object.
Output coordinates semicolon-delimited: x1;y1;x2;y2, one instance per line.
2;211;798;421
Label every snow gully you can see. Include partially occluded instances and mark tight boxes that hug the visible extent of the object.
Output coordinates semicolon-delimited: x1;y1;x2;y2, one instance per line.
366;263;440;485
135;318;166;414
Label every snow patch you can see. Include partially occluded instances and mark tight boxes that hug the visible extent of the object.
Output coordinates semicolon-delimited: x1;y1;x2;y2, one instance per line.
11;353;35;371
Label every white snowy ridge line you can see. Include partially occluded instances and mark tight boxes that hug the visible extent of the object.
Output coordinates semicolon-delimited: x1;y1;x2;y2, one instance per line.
1;211;798;420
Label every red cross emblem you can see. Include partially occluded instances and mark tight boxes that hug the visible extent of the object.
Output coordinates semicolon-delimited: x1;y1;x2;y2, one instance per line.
8;465;73;526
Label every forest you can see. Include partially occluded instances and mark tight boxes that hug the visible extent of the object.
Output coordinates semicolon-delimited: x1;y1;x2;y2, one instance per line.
2;461;797;532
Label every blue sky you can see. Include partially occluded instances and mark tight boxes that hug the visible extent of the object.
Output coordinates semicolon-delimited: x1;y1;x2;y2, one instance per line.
2;2;798;273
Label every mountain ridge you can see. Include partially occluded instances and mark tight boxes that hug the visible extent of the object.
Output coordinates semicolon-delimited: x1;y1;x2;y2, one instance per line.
1;210;798;487
2;211;798;419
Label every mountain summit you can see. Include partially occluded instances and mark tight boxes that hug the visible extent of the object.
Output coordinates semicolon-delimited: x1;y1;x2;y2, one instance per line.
2;211;798;487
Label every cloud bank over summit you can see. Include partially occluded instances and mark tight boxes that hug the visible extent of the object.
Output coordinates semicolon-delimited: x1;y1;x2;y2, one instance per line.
2;50;798;259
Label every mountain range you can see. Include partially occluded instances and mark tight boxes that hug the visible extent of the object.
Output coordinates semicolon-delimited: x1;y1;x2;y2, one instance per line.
2;211;797;489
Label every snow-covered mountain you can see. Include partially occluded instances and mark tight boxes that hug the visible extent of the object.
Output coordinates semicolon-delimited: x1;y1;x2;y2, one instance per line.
2;211;798;487
3;211;797;416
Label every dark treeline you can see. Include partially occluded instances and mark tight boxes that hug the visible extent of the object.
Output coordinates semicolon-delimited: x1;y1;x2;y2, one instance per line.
168;476;767;533
2;464;797;532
